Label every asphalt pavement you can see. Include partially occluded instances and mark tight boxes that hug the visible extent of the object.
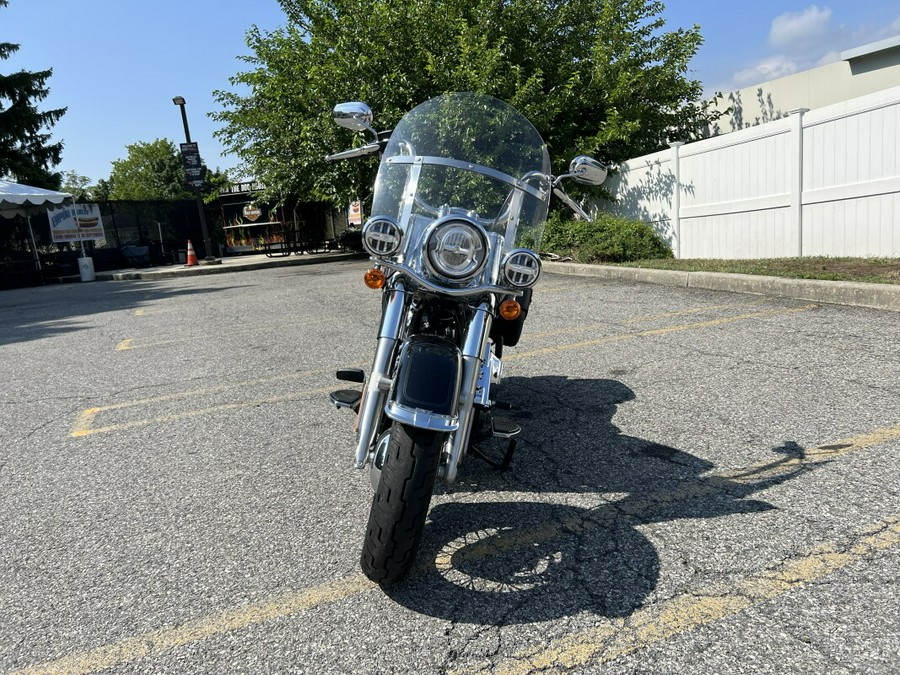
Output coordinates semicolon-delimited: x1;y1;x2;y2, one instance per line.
92;251;900;313
1;259;898;673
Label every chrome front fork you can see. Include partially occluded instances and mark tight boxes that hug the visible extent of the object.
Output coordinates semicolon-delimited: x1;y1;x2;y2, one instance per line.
354;280;407;469
439;300;494;483
354;282;494;484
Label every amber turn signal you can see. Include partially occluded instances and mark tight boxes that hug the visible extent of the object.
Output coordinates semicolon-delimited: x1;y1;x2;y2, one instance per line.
364;268;386;289
499;299;521;320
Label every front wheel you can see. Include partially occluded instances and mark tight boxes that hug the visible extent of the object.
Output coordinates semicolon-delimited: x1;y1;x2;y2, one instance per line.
360;422;443;584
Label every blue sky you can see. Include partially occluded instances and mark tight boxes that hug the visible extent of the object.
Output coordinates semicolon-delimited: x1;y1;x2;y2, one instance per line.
3;1;900;185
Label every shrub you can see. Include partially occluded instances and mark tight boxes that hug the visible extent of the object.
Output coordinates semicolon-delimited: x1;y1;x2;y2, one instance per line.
541;212;673;263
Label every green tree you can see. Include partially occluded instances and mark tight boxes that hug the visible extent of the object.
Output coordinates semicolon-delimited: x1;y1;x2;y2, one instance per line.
213;0;719;205
200;166;232;204
0;0;66;189
106;138;228;202
108;138;192;201
60;169;92;201
92;177;114;202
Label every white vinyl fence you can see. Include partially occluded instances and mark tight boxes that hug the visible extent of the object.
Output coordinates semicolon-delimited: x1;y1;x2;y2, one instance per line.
601;85;900;258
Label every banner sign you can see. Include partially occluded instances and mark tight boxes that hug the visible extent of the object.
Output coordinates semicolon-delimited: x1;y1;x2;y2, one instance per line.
180;142;205;189
47;203;105;243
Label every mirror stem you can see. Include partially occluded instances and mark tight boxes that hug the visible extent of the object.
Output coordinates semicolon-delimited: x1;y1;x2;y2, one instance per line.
553;186;591;220
552;171;578;187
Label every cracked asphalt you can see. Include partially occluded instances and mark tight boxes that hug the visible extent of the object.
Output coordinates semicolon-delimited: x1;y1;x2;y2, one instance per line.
1;259;898;674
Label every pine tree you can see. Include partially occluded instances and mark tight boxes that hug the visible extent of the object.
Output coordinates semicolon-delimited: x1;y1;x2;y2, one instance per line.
0;0;67;189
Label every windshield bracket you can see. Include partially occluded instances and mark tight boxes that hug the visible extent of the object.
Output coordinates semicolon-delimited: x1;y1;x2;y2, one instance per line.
385;156;547;202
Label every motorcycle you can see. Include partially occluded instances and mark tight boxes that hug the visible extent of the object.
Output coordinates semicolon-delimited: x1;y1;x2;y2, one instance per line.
326;92;608;584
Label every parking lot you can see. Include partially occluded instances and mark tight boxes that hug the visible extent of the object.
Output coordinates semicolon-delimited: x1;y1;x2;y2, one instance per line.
1;259;898;674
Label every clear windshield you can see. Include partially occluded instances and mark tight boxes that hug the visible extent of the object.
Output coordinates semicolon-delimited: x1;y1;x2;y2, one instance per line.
371;93;551;251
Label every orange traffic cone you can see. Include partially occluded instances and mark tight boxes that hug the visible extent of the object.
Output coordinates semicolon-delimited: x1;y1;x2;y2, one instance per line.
185;240;198;267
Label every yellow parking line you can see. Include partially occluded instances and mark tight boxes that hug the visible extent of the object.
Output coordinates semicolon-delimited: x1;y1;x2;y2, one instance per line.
723;424;900;484
121;298;767;351
108;365;353;406
509;304;818;361
114;315;348;351
71;408;100;437
637;305;817;337
436;424;900;573
12;575;373;675
72;386;337;437
18;424;900;674
73;357;354;434
527;298;768;339
622;298;768;324
612;424;900;520
17;515;900;675
477;516;900;675
80;304;815;437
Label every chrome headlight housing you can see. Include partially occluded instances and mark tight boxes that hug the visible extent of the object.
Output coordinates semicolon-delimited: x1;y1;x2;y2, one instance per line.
361;216;403;257
425;217;489;281
502;249;542;288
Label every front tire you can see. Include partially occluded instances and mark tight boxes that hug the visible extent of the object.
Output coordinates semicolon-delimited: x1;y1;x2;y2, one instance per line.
360;422;442;584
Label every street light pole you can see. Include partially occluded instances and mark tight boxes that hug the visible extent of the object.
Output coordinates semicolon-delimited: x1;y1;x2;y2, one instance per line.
175;97;191;143
172;96;219;264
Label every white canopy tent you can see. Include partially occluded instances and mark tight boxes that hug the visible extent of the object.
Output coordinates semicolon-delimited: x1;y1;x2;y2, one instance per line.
0;179;74;273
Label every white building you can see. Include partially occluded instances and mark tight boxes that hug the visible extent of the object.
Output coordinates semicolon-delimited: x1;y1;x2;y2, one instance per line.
708;35;900;135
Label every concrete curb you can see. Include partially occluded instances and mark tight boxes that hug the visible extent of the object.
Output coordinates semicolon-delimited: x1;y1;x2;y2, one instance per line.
545;261;900;313
92;252;899;313
95;251;367;281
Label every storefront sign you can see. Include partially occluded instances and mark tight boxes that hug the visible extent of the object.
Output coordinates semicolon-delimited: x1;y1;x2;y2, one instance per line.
47;203;105;243
219;180;265;195
243;205;262;221
180;142;205;189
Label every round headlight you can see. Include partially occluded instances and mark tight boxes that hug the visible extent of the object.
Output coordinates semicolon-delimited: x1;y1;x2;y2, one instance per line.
425;218;489;280
502;249;542;288
362;216;402;257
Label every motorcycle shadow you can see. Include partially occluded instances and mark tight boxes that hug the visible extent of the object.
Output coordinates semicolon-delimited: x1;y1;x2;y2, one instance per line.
383;375;805;625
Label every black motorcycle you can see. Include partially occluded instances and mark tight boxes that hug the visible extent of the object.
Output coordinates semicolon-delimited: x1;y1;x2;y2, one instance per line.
327;92;608;583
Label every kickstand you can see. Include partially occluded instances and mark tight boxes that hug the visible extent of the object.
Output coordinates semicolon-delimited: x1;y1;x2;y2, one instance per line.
469;439;517;470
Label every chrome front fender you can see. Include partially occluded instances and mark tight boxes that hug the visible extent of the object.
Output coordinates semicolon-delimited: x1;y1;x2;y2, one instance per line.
384;335;461;432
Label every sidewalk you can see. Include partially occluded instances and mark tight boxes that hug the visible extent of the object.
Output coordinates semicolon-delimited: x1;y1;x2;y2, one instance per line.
94;250;367;281
544;261;900;313
93;251;900;313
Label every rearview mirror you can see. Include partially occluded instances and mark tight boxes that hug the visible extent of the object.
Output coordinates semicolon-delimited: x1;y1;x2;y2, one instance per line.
568;156;608;186
332;102;375;134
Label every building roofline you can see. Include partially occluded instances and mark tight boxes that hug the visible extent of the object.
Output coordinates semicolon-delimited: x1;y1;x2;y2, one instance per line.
841;34;900;61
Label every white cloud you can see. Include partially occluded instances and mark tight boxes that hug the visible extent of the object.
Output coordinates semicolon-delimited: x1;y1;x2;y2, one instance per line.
816;50;841;67
769;5;833;50
732;56;799;88
726;5;836;88
723;5;900;91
